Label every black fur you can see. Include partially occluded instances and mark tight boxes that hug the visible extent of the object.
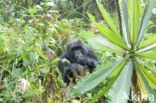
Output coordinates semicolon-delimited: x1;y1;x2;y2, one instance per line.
58;39;98;85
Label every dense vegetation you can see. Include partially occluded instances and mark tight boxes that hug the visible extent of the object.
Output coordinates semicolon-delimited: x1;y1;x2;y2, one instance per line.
0;0;156;103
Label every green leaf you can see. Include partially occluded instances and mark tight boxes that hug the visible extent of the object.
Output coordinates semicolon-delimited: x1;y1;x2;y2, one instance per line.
88;36;124;55
92;75;118;103
137;60;156;75
128;0;140;47
136;65;156;103
28;8;37;15
108;60;133;103
136;62;156;89
48;98;54;103
119;0;131;48
138;33;156;49
87;12;96;22
95;23;129;50
80;30;124;54
35;48;47;60
137;43;156;53
92;60;132;103
69;59;127;96
137;50;156;59
96;2;119;35
136;0;156;47
136;71;149;101
79;30;94;40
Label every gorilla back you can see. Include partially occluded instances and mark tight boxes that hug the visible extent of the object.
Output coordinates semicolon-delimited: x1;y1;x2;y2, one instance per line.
58;39;98;85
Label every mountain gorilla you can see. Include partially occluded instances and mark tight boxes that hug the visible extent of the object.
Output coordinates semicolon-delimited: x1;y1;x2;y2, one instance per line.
58;39;98;85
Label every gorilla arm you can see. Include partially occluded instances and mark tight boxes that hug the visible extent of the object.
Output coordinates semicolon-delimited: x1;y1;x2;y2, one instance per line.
58;58;86;85
86;48;99;69
77;48;99;72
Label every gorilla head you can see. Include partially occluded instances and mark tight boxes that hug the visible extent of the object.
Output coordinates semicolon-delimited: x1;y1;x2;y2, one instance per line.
65;39;88;64
58;39;98;85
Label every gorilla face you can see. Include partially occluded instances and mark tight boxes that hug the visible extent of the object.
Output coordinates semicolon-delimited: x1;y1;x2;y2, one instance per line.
71;46;86;64
66;39;88;63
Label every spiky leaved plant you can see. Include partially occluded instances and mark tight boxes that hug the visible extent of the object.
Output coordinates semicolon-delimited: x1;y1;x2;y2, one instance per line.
69;0;156;102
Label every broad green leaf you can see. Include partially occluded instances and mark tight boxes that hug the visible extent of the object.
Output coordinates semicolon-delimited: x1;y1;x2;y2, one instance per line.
138;33;156;49
88;36;124;54
92;75;118;103
136;62;156;89
136;0;156;47
69;59;127;96
136;65;156;103
108;58;129;78
119;0;131;48
79;30;94;40
137;43;156;53
136;71;149;100
108;60;133;103
137;50;156;59
96;2;119;35
128;0;140;47
80;31;124;54
136;60;156;75
87;35;123;53
96;23;129;50
92;59;132;103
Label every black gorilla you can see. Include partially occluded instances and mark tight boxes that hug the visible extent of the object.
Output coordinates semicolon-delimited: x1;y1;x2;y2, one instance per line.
58;39;98;85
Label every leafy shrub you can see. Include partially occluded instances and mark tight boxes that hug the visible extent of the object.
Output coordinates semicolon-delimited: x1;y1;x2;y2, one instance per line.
70;0;156;102
0;2;87;102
